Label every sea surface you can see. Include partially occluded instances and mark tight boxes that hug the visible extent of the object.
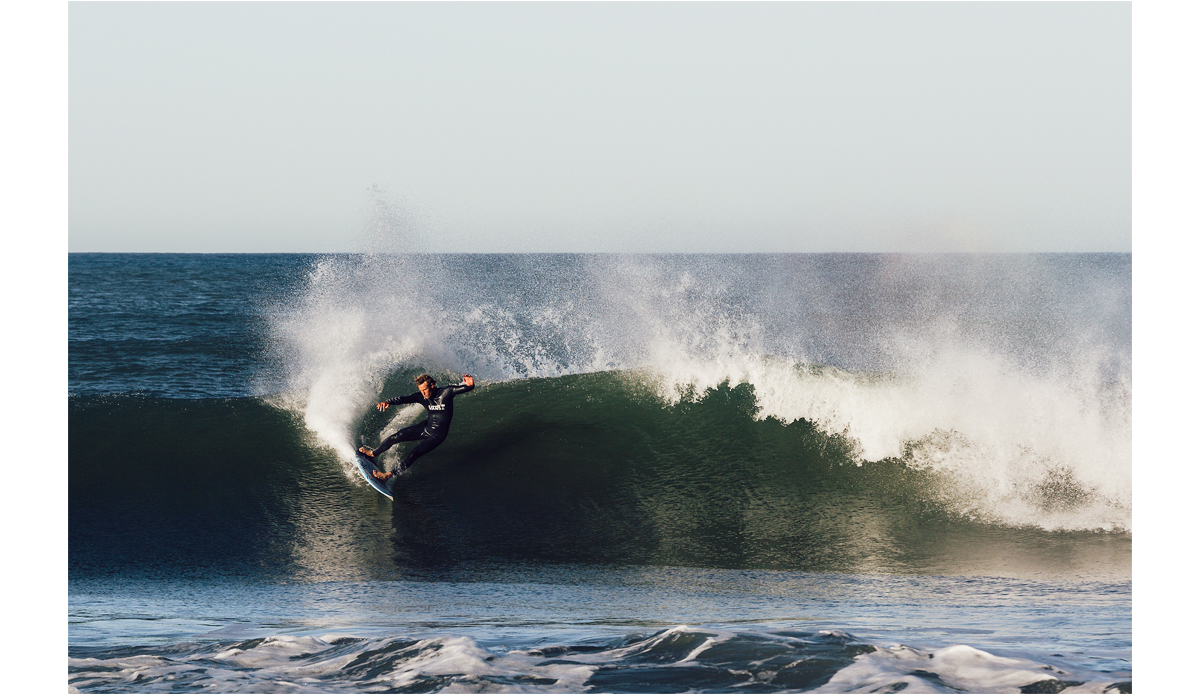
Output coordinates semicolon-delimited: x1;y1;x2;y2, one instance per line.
68;253;1132;693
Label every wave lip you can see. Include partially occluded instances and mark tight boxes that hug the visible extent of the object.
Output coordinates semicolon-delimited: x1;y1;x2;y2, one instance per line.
67;627;1132;694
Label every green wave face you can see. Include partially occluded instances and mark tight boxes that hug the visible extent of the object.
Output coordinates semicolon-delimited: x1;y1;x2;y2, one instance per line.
69;370;1131;582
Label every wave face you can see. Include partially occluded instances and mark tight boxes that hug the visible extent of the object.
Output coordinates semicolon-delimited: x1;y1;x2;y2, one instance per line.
69;252;1131;581
70;378;1129;579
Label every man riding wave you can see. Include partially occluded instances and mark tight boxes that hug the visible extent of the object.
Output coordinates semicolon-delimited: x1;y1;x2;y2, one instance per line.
358;373;475;482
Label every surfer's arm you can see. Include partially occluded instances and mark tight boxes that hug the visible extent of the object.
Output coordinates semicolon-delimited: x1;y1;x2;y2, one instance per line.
378;391;423;411
448;375;475;395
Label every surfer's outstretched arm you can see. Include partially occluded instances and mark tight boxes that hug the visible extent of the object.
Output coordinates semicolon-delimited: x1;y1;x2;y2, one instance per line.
447;374;475;396
378;391;424;411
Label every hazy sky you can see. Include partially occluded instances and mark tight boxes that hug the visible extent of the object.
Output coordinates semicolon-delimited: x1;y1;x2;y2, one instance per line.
68;2;1131;253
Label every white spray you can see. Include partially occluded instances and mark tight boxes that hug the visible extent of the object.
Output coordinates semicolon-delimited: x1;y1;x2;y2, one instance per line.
267;250;1131;532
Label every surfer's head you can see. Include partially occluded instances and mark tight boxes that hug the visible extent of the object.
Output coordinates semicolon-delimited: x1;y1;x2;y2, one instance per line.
415;374;436;398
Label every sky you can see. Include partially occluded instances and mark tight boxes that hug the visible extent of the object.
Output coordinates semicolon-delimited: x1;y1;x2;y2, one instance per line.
67;1;1131;253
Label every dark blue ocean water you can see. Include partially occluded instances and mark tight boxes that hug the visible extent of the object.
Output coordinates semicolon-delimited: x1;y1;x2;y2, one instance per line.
68;253;1131;693
68;253;314;398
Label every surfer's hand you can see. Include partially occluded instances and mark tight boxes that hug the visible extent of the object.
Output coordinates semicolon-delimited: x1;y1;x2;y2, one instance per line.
376;402;389;412
463;374;474;387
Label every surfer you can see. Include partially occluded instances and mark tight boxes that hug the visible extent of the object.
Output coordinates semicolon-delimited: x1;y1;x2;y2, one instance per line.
358;373;475;482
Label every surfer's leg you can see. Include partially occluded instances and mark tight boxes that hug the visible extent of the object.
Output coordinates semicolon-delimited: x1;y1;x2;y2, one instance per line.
370;423;427;457
398;434;447;472
371;433;444;481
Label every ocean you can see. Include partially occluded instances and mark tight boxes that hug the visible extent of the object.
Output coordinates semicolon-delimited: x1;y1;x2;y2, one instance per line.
68;253;1131;693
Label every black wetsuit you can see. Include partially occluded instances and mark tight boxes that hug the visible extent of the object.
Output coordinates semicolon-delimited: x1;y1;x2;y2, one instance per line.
369;382;474;471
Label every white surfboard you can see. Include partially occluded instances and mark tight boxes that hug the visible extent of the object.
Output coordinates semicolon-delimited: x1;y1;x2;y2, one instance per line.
355;451;395;500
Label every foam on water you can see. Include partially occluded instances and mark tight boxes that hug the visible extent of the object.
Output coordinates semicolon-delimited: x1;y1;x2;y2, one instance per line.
266;252;1131;532
815;642;1098;694
67;627;1130;694
68;634;600;693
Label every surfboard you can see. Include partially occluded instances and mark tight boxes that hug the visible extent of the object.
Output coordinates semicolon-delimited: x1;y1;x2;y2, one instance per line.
355;451;395;500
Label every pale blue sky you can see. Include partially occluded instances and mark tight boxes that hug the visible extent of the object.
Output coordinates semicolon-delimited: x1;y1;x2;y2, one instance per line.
68;2;1131;253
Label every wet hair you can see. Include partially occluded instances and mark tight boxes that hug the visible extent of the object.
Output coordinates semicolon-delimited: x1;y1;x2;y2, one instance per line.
414;374;436;387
